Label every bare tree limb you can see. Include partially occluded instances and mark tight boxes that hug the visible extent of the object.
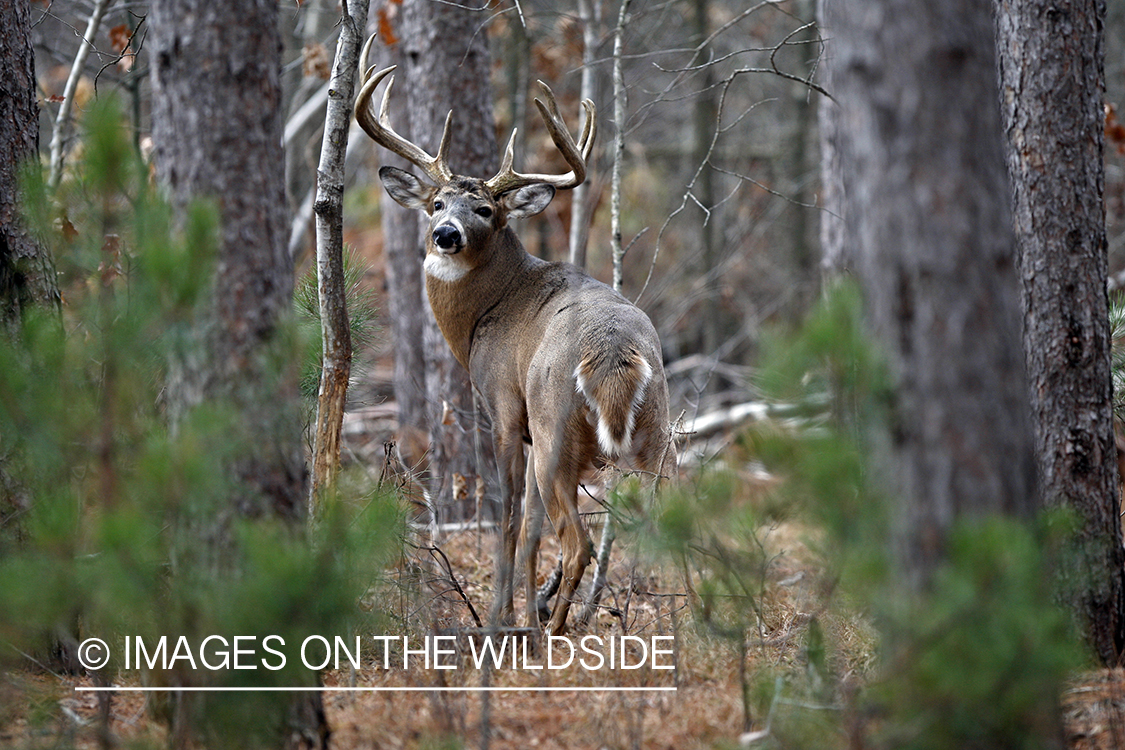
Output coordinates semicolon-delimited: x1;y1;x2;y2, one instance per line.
48;0;114;189
609;0;631;292
309;0;371;515
285;81;331;147
581;0;633;625
424;543;483;627
568;0;601;268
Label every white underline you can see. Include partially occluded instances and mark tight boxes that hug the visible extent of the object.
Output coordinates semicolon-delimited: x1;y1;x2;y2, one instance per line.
74;686;677;693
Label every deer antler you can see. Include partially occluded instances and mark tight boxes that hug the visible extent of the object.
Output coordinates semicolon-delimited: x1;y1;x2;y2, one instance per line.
485;80;597;195
354;38;453;184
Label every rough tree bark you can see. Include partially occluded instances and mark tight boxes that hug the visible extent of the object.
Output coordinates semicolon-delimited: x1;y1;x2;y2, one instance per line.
996;0;1125;666
1;0;60;339
150;0;306;521
401;0;499;522
368;19;428;464
149;1;325;743
1;0;60;547
827;0;1038;588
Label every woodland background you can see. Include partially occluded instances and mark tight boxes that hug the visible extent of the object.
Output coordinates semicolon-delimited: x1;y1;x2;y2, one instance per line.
4;0;1125;748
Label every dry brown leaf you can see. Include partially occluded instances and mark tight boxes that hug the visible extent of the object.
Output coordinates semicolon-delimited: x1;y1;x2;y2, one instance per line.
378;6;398;46
302;42;331;80
108;24;131;53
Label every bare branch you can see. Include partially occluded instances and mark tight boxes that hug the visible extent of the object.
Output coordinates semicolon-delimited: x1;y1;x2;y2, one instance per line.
568;0;602;268
424;544;483;628
48;0;115;189
309;0;370;514
610;0;632;293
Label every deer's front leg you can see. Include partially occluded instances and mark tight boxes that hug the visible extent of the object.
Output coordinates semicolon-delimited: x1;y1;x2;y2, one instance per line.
489;431;525;627
519;448;546;628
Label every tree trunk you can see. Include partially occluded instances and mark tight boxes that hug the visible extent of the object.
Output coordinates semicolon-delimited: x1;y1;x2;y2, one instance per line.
568;0;600;268
309;0;370;512
815;1;848;278
996;0;1125;666
401;0;498;522
827;0;1037;589
691;0;720;357
0;0;59;548
369;27;428;459
785;0;817;306
150;0;306;521
150;3;324;742
0;0;59;339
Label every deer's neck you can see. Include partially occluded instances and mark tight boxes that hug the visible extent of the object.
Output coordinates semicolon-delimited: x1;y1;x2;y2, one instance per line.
424;227;540;370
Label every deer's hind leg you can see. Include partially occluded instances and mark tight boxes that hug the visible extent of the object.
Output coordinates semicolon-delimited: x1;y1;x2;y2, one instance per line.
531;425;596;637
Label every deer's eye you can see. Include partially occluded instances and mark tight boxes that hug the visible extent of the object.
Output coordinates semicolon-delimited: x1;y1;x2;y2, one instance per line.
433;200;445;211
475;206;493;219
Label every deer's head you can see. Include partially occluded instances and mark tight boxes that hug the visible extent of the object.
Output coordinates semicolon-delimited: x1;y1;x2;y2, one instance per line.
354;53;596;280
378;172;556;282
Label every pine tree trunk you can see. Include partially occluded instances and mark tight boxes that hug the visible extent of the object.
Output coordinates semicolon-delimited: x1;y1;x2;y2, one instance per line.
401;0;499;522
150;3;326;742
150;0;306;521
828;0;1038;589
370;33;428;455
996;0;1125;666
0;0;58;546
0;0;59;339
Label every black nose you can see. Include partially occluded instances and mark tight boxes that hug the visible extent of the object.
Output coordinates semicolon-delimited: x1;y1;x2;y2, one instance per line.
433;224;461;250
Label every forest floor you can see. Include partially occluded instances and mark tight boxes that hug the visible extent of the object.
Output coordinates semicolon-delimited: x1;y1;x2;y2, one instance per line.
4;508;1125;749
0;511;848;749
4;301;1125;748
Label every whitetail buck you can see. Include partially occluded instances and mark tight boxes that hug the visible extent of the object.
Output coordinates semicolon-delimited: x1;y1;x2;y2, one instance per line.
356;55;674;635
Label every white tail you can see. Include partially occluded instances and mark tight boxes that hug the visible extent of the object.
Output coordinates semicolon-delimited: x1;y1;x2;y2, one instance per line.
356;48;675;635
574;348;654;456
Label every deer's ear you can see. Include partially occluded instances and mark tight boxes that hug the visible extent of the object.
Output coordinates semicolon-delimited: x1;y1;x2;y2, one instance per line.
379;166;437;211
499;183;556;219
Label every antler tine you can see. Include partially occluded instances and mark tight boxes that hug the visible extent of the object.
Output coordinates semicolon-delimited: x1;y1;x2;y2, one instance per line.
535;80;598;177
359;33;377;84
485;81;597;195
577;100;597;161
354;62;453;184
497;128;518;174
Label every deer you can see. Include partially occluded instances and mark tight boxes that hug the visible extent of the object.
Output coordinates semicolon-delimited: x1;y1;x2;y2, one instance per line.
355;55;675;636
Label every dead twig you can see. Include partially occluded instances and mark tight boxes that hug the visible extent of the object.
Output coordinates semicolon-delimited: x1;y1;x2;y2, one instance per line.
421;543;483;628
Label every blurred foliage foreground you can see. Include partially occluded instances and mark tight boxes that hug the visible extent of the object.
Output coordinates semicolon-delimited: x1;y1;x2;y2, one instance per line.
641;284;1087;749
0;98;400;746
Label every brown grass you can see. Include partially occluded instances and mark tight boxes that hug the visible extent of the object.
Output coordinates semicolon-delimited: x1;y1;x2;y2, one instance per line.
3;518;1124;749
